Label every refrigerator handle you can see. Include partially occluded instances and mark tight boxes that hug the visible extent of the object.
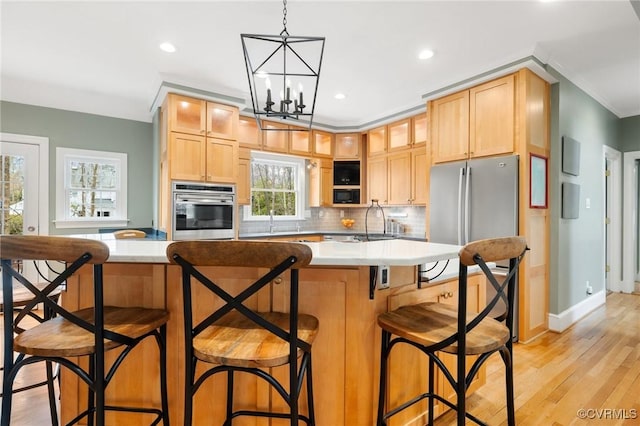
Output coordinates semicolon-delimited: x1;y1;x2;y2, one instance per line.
464;166;471;244
457;167;464;245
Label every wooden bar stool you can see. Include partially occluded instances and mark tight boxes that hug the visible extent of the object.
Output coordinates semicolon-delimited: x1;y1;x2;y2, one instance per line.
0;278;63;425
0;235;170;426
167;240;318;426
376;236;527;426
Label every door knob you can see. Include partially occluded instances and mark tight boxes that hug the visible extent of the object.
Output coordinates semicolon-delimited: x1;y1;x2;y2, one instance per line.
27;226;36;232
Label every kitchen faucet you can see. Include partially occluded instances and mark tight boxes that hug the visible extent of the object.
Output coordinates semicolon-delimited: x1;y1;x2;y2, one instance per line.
269;209;275;233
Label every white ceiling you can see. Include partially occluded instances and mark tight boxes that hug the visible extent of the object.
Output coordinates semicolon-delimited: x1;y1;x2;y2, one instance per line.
2;1;639;129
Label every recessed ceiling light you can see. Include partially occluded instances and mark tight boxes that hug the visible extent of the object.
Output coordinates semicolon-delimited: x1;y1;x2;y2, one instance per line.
335;93;346;100
159;42;176;53
418;49;435;60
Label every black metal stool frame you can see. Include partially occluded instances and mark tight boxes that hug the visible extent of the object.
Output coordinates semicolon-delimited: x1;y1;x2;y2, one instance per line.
377;246;526;426
171;251;315;426
1;243;169;426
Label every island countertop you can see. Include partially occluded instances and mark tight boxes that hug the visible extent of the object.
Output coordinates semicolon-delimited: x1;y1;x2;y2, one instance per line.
69;234;462;266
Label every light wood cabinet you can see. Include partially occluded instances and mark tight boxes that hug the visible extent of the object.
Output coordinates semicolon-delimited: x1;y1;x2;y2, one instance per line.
289;125;312;155
238;116;262;149
411;148;428;205
412;113;428;146
262;121;289;153
309;158;333;207
367;155;388;204
388;118;411;151
167;94;238;140
312;130;334;158
167;133;237;184
169;133;206;181
237;148;251;205
334;133;360;159
368;126;387;156
368;146;426;206
387;151;412;205
205;138;238;183
431;74;514;164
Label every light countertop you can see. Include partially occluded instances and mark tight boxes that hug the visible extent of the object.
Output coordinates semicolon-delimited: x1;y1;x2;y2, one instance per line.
69;234;462;266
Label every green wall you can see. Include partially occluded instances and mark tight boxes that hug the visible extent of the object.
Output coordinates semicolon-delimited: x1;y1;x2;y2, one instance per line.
548;68;621;314
620;116;640;152
0;101;154;234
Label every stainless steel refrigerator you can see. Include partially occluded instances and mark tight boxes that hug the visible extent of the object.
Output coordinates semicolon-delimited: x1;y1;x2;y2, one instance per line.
429;154;519;338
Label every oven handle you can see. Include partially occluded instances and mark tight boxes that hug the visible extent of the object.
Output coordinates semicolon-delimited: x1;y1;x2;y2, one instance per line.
174;194;234;204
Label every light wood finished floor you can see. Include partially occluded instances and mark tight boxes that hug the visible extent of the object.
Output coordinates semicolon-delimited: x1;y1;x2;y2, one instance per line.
1;292;639;425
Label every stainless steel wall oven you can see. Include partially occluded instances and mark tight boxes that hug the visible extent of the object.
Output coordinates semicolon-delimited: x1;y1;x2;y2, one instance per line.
172;182;235;240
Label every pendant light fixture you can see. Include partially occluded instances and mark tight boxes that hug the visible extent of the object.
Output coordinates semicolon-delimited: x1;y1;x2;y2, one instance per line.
241;0;325;131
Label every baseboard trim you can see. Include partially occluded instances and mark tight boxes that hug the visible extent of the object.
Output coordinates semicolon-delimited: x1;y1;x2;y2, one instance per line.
548;290;606;333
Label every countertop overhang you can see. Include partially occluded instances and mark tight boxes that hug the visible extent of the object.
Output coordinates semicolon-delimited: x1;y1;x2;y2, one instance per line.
69;234;462;266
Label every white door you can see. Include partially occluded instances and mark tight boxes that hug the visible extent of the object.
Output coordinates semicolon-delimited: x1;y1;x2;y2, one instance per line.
0;141;39;235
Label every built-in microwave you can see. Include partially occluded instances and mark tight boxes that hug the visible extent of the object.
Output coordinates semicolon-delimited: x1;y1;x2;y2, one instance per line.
333;161;360;186
333;188;360;204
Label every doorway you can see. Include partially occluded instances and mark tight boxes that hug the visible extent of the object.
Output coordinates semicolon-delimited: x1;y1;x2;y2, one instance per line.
0;133;49;236
603;146;622;292
623;151;640;293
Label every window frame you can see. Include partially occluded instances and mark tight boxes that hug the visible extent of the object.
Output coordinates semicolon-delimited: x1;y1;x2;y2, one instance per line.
244;151;306;221
54;147;128;229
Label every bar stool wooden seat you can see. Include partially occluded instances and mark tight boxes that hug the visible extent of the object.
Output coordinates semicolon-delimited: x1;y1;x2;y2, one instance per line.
0;235;170;426
167;240;318;426
376;236;527;426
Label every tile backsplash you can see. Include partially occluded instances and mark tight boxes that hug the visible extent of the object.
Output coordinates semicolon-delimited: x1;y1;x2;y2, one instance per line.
239;205;426;237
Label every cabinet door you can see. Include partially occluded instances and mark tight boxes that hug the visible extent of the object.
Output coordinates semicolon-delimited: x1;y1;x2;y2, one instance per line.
238;116;262;149
368;126;387;156
412;114;428;147
289;126;312;155
206;138;238;183
387;152;411;205
431;91;469;164
388;118;411;151
367;156;388;205
411;148;428;205
205;102;238;140
312;130;334;158
309;159;333;207
237;157;251;205
469;74;515;158
169;133;206;181
169;94;206;135
334;133;360;159
262;121;289;153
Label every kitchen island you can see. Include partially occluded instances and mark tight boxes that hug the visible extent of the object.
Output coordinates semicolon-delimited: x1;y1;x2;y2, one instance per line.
60;237;484;426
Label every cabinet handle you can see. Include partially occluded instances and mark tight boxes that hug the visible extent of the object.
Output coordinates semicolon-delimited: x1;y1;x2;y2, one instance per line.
440;292;446;298
274;277;283;285
448;292;453;298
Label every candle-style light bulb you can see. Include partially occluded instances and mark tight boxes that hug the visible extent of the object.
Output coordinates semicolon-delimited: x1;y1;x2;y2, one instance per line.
285;79;291;102
298;82;305;110
265;78;272;105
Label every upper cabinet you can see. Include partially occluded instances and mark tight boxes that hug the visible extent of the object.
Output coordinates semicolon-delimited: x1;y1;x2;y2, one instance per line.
430;74;514;164
238;116;262;149
289;125;312;155
388;119;411;151
368;126;387;156
412;114;428;147
334;134;361;159
167;94;238;140
262;121;289;153
312;130;334;158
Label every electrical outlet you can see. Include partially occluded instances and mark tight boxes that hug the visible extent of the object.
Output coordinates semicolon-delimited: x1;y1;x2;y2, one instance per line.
318;209;324;218
586;280;593;295
377;265;390;289
340;210;344;218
